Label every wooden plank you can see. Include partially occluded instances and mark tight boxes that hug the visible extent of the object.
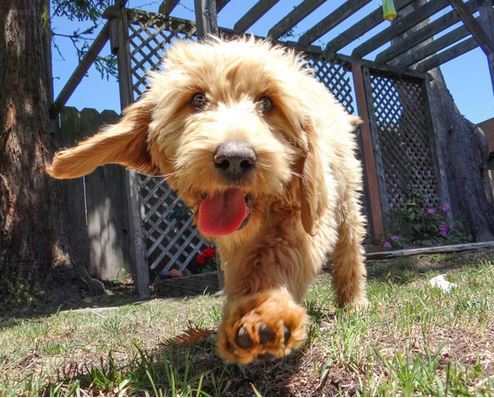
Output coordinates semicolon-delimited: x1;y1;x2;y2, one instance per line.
397;23;470;68
268;0;326;40
113;8;150;298
352;63;385;242
57;107;130;281
324;0;415;55
50;22;109;115
375;0;479;64
448;0;494;54
194;0;218;37
352;0;450;58
415;37;478;71
158;0;180;16
234;0;279;33
367;241;494;260
298;0;371;46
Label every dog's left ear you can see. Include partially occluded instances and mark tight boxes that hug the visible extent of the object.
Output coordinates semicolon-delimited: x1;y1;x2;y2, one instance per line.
297;118;329;236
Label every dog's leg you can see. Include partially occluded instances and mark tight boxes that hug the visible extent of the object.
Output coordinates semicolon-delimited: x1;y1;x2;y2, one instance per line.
331;198;368;308
216;234;311;364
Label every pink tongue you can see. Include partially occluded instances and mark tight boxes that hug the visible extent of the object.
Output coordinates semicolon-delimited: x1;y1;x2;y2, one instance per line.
198;188;247;236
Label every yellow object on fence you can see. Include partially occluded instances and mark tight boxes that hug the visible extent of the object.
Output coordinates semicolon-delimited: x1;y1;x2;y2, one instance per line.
382;0;397;21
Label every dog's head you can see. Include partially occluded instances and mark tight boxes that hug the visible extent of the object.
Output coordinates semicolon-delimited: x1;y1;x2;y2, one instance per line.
48;37;355;238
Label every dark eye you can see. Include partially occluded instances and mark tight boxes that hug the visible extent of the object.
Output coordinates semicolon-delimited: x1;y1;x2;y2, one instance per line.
191;92;208;110
258;96;274;113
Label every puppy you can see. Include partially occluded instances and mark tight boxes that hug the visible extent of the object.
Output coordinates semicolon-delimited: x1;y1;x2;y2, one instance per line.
47;37;368;364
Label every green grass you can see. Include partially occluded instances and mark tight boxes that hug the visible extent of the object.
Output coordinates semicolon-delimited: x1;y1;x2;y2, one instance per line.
1;251;493;396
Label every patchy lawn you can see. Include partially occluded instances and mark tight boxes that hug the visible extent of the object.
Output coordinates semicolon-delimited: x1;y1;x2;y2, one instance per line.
1;250;493;396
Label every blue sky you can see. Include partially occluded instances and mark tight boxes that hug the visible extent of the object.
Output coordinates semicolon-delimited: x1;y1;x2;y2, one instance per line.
51;0;493;123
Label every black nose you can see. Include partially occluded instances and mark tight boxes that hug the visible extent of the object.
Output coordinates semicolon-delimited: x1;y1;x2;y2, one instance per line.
214;141;256;181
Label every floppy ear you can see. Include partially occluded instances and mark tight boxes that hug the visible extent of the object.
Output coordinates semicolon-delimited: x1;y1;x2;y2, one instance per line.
46;98;159;179
297;118;329;236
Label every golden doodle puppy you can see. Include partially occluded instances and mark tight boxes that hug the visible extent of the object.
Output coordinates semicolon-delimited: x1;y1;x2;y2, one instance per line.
47;37;368;364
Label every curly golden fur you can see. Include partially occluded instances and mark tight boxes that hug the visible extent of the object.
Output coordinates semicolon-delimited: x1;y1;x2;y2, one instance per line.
47;37;368;364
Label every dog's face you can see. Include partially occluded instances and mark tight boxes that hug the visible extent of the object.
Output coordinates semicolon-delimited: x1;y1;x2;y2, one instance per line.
47;38;340;238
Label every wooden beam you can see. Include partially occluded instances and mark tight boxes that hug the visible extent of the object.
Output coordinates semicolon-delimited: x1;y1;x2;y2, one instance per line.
375;0;479;64
324;0;415;55
352;0;450;58
298;0;371;46
478;0;494;96
367;241;494;260
158;0;179;16
416;37;478;71
111;8;150;299
50;22;109;115
194;0;218;37
268;0;325;40
397;23;471;67
216;0;230;13
352;63;385;242
448;0;494;54
234;0;279;33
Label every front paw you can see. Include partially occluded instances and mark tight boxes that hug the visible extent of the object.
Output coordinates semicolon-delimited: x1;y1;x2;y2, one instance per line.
217;290;307;364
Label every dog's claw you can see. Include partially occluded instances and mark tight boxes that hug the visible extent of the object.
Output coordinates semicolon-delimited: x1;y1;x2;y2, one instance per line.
258;323;275;344
283;325;291;343
236;327;253;348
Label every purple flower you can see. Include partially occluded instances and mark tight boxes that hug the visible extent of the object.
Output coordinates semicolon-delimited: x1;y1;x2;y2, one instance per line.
439;221;450;237
391;234;399;241
383;241;392;249
441;203;451;212
426;207;436;216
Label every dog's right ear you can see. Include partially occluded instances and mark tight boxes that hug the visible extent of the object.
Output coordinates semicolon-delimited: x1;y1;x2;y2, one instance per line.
297;118;329;236
46;98;159;179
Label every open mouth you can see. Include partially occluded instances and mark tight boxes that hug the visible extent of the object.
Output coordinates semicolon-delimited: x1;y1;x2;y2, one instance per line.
198;188;253;236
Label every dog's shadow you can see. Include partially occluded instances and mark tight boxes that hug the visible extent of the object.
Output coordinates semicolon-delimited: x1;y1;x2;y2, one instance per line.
154;338;316;397
46;332;309;396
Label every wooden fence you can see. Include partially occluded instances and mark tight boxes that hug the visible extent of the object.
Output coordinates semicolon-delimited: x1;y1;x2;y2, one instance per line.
54;107;133;281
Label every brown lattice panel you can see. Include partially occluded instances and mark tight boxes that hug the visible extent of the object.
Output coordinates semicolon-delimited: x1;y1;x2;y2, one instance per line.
367;70;439;213
128;9;197;96
305;54;355;115
305;53;369;222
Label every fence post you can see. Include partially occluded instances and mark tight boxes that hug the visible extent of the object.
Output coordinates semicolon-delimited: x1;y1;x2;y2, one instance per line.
109;6;150;298
194;0;224;290
351;63;385;243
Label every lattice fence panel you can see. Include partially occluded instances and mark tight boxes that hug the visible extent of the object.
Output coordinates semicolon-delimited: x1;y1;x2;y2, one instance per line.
367;71;439;213
305;54;368;220
127;10;208;275
306;55;356;115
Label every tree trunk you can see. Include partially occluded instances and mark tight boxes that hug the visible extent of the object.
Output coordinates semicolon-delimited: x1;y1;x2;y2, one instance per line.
391;0;494;242
0;0;53;284
427;69;494;241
